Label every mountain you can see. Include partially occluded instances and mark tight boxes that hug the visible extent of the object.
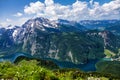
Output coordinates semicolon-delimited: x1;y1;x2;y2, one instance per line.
0;17;120;64
86;30;120;53
11;17;107;64
105;24;120;35
0;28;14;49
0;28;5;35
1;17;120;79
57;19;87;32
79;20;120;30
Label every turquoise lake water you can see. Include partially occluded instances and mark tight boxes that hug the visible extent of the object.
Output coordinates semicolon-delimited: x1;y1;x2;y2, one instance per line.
0;53;109;72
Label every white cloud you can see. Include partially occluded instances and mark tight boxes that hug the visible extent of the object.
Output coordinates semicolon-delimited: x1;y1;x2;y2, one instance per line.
23;0;120;21
14;12;23;17
45;0;54;6
24;1;45;14
2;0;120;27
89;0;120;19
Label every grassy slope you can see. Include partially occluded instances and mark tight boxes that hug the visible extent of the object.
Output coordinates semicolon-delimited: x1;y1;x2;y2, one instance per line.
0;57;119;80
14;56;59;70
104;49;116;58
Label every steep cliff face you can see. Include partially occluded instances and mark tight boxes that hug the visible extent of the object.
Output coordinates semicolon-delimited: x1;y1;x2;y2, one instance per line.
6;18;104;64
14;32;105;64
0;17;120;64
99;31;120;53
86;30;120;53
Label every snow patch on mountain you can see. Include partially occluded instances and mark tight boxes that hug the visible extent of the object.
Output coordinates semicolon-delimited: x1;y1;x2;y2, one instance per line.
12;30;18;38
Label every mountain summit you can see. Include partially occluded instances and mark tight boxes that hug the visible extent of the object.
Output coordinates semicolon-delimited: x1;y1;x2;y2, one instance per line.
0;17;120;64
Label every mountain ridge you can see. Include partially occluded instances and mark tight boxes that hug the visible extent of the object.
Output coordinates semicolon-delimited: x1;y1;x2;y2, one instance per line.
0;17;120;64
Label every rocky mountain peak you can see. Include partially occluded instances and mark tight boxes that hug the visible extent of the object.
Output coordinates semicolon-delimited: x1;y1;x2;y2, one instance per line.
0;17;120;64
22;17;58;31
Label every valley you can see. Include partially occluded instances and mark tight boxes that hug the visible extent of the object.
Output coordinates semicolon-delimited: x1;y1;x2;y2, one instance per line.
0;0;120;79
0;53;120;80
0;17;120;79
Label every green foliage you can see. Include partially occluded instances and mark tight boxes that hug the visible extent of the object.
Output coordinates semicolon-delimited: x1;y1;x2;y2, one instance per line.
96;61;120;78
0;31;106;64
48;32;105;63
104;49;116;58
0;60;58;80
54;69;114;80
14;56;59;69
0;60;118;80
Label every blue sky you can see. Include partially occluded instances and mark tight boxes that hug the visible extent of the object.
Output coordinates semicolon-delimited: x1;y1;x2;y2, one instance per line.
0;0;111;19
0;0;120;27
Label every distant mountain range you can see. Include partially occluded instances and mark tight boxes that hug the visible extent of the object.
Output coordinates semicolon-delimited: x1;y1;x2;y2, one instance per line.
0;17;120;64
79;20;120;30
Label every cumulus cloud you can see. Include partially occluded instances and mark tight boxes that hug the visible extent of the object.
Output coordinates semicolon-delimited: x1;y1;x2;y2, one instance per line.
24;1;45;14
14;12;23;17
1;0;120;27
45;0;54;6
89;0;120;19
23;0;120;21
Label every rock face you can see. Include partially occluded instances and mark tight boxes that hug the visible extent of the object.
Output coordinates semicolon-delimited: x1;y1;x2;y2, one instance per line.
99;31;120;53
0;17;120;64
86;30;120;53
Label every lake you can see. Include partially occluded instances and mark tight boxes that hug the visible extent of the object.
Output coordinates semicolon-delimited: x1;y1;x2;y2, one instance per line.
0;53;32;62
0;53;100;72
44;58;98;72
